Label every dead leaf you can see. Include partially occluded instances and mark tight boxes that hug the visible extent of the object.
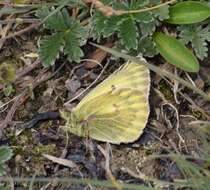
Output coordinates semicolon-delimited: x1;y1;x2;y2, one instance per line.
85;42;113;69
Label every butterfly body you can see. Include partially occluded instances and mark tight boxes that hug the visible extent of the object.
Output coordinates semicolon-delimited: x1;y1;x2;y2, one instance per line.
61;61;150;144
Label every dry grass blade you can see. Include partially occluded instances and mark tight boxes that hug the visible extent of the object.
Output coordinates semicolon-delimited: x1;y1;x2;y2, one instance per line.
42;154;78;169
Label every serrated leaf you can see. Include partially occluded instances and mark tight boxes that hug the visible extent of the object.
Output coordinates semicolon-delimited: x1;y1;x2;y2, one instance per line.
64;32;84;63
0;165;6;176
153;32;199;72
138;36;157;57
178;25;210;60
166;1;210;24
134;12;154;23
36;7;68;31
192;38;208;60
39;32;64;67
3;84;15;97
66;18;87;39
91;11;108;39
129;0;150;8
153;5;169;21
0;147;13;163
118;18;138;50
140;20;159;37
102;16;121;37
56;0;84;6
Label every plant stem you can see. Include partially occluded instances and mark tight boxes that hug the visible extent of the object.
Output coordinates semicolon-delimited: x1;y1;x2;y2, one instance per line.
117;0;176;15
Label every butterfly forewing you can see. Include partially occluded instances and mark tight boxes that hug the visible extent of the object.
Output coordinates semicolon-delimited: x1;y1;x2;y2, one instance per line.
74;61;150;111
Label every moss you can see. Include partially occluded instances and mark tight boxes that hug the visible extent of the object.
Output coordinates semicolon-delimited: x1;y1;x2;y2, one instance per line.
0;63;16;84
9;130;56;163
191;109;203;119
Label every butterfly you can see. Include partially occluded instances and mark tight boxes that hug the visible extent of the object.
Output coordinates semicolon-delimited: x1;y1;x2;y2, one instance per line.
60;60;150;144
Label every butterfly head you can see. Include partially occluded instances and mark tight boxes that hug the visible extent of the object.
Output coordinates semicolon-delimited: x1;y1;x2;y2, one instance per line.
59;109;87;137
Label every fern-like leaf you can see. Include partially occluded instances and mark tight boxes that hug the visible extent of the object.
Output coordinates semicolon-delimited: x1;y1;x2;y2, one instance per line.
118;18;138;50
39;33;64;67
64;32;84;62
36;7;68;31
178;25;210;60
153;5;169;21
138;36;157;57
37;8;86;66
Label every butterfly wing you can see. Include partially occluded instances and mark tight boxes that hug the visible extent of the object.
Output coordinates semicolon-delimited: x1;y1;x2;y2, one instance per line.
74;61;150;111
62;61;150;144
84;89;149;144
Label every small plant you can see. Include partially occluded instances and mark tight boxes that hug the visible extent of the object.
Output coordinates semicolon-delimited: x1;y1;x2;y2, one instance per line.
0;146;13;176
37;1;210;70
37;7;87;67
91;0;169;53
178;24;210;60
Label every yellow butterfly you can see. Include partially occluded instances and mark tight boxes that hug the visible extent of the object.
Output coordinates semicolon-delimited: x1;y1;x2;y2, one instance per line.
60;60;150;144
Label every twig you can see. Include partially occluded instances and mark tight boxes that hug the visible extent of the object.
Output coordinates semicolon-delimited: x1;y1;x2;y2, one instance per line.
116;0;176;15
90;43;210;102
0;91;28;129
97;144;122;190
0;14;13;49
162;77;210;119
15;59;41;81
0;22;40;44
85;0;176;16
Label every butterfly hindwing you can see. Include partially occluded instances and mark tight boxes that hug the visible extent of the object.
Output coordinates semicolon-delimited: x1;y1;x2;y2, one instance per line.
83;88;149;144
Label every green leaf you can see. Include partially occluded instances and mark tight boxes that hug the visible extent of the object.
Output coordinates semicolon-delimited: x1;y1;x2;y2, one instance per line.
65;18;87;39
0;184;9;190
138;36;157;57
153;32;199;72
0;165;6;176
64;32;84;63
56;0;84;6
38;7;86;66
102;16;121;37
36;7;68;31
0;147;13;163
129;0;150;9
3;84;15;97
166;1;210;24
178;25;210;60
118;18;138;50
39;32;64;67
134;12;154;23
140;20;159;37
91;11;108;40
0;6;32;15
153;5;169;21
